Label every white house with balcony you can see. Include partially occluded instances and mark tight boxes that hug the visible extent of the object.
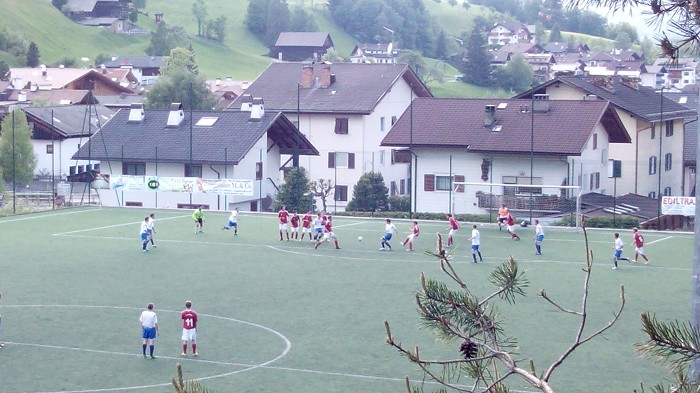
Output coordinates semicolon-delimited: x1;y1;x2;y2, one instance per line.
230;63;431;211
381;97;631;215
517;76;696;199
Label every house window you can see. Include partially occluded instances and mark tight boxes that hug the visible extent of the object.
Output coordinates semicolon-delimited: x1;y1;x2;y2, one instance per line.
256;162;263;180
46;144;54;154
122;162;145;175
589;172;600;190
601;148;608;164
391;116;397;125
400;179;405;194
665;153;673;171
380;117;386;132
334;185;348;201
648;191;657;199
424;174;463;192
94;163;100;172
334;118;349;134
185;164;202;178
69;166;76;176
666;120;674;137
503;176;543;195
379;150;385;165
592;133;598;150
328;152;355;169
435;175;453;191
664;186;672;196
391;149;411;164
651;124;655;140
390;181;397;196
649;156;657;175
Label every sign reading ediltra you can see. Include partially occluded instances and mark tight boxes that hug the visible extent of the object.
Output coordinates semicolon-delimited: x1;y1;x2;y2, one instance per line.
661;196;696;216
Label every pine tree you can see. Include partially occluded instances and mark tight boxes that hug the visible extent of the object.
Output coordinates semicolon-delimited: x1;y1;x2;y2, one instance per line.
461;26;491;87
0;109;38;185
345;172;388;212
273;167;313;213
26;41;40;67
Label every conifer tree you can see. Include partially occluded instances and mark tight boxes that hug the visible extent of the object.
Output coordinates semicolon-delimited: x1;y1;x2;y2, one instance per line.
461;26;491;87
26;41;40;67
0;109;38;185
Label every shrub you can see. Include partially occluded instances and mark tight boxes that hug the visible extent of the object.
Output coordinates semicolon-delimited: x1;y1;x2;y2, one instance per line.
388;196;410;212
551;215;639;229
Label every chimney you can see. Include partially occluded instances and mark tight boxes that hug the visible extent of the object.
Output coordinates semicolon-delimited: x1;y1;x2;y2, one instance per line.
128;103;145;123
249;97;265;121
533;94;550;113
240;94;253;111
583;94;597;101
30;84;38;92
18;91;27;102
101;64;107;74
226;76;232;82
300;65;314;89
215;77;221;86
484;105;496;127
40;64;47;77
166;103;185;128
320;65;332;88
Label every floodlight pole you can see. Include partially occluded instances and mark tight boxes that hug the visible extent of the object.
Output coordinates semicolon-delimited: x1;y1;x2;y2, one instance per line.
529;86;535;224
12;110;16;214
690;75;700;383
295;82;300;168
657;87;664;228
409;83;413;218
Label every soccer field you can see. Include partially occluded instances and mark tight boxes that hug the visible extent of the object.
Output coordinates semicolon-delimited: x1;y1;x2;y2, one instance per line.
0;207;694;393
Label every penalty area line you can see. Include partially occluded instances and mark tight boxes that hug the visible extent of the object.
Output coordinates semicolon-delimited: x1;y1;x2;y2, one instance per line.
646;236;673;245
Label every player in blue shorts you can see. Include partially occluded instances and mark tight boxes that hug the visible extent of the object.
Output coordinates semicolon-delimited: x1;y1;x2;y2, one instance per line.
140;217;150;252
534;219;544;255
139;303;159;359
611;232;630;269
222;207;240;235
380;219;397;251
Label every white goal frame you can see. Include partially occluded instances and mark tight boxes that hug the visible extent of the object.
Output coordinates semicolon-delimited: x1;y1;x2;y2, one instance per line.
454;182;583;230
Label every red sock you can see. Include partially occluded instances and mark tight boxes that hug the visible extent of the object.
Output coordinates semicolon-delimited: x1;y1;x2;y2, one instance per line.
192;343;197;353
182;344;187;354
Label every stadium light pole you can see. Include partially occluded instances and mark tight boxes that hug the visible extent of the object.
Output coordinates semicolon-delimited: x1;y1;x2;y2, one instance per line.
529;84;535;225
12;110;16;214
409;82;413;218
657;87;664;227
295;82;300;168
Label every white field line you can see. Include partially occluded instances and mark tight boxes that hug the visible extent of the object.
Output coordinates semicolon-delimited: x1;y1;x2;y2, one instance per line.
0;208;97;224
646;236;673;245
52;214;190;236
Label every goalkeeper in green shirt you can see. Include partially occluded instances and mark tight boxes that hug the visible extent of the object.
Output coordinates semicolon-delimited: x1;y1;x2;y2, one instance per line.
192;207;205;234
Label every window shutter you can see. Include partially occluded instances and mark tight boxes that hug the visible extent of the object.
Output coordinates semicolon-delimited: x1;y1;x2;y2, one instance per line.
424;174;435;191
328;152;335;168
454;175;465;193
348;153;355;169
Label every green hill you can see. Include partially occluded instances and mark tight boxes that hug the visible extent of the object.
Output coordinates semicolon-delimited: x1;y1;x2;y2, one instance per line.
0;0;607;99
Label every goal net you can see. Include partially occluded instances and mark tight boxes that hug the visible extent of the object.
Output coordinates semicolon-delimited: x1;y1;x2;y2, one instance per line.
454;181;582;229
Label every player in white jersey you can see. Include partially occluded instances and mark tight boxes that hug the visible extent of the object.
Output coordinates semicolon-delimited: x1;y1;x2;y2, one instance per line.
222;207;240;235
146;213;157;248
469;224;482;263
611;232;630;269
380;219;398;251
139;303;159;359
140;217;150;252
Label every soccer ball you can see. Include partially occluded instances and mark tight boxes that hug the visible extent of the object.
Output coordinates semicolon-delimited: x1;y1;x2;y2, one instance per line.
358;236;363;241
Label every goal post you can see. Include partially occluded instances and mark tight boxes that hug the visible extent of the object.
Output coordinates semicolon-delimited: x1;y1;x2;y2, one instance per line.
453;182;583;230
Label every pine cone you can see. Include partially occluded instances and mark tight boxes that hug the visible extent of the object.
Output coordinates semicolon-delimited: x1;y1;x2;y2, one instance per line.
459;339;478;359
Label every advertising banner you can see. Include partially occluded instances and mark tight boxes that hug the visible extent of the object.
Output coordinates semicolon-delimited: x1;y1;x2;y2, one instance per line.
109;175;145;191
661;196;695;216
144;177;254;196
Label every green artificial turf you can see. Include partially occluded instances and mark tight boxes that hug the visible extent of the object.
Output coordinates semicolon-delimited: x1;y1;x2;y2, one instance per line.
0;207;692;392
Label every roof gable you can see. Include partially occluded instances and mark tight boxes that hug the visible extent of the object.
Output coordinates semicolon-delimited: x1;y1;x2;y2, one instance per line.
22;104;116;138
72;109;318;164
524;76;697;121
230;63;432;114
274;32;333;47
381;98;628;155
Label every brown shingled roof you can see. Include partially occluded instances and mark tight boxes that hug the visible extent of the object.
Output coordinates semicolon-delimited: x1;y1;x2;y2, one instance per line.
381;98;629;155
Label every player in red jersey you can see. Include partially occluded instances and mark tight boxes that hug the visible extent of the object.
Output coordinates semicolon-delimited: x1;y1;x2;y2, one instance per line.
181;300;198;357
301;210;313;241
632;227;650;264
506;213;520;240
278;205;290;241
290;211;300;240
446;214;459;247
401;221;420;251
315;215;340;249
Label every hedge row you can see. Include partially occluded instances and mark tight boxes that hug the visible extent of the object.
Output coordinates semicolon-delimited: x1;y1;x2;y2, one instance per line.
550;215;639;228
